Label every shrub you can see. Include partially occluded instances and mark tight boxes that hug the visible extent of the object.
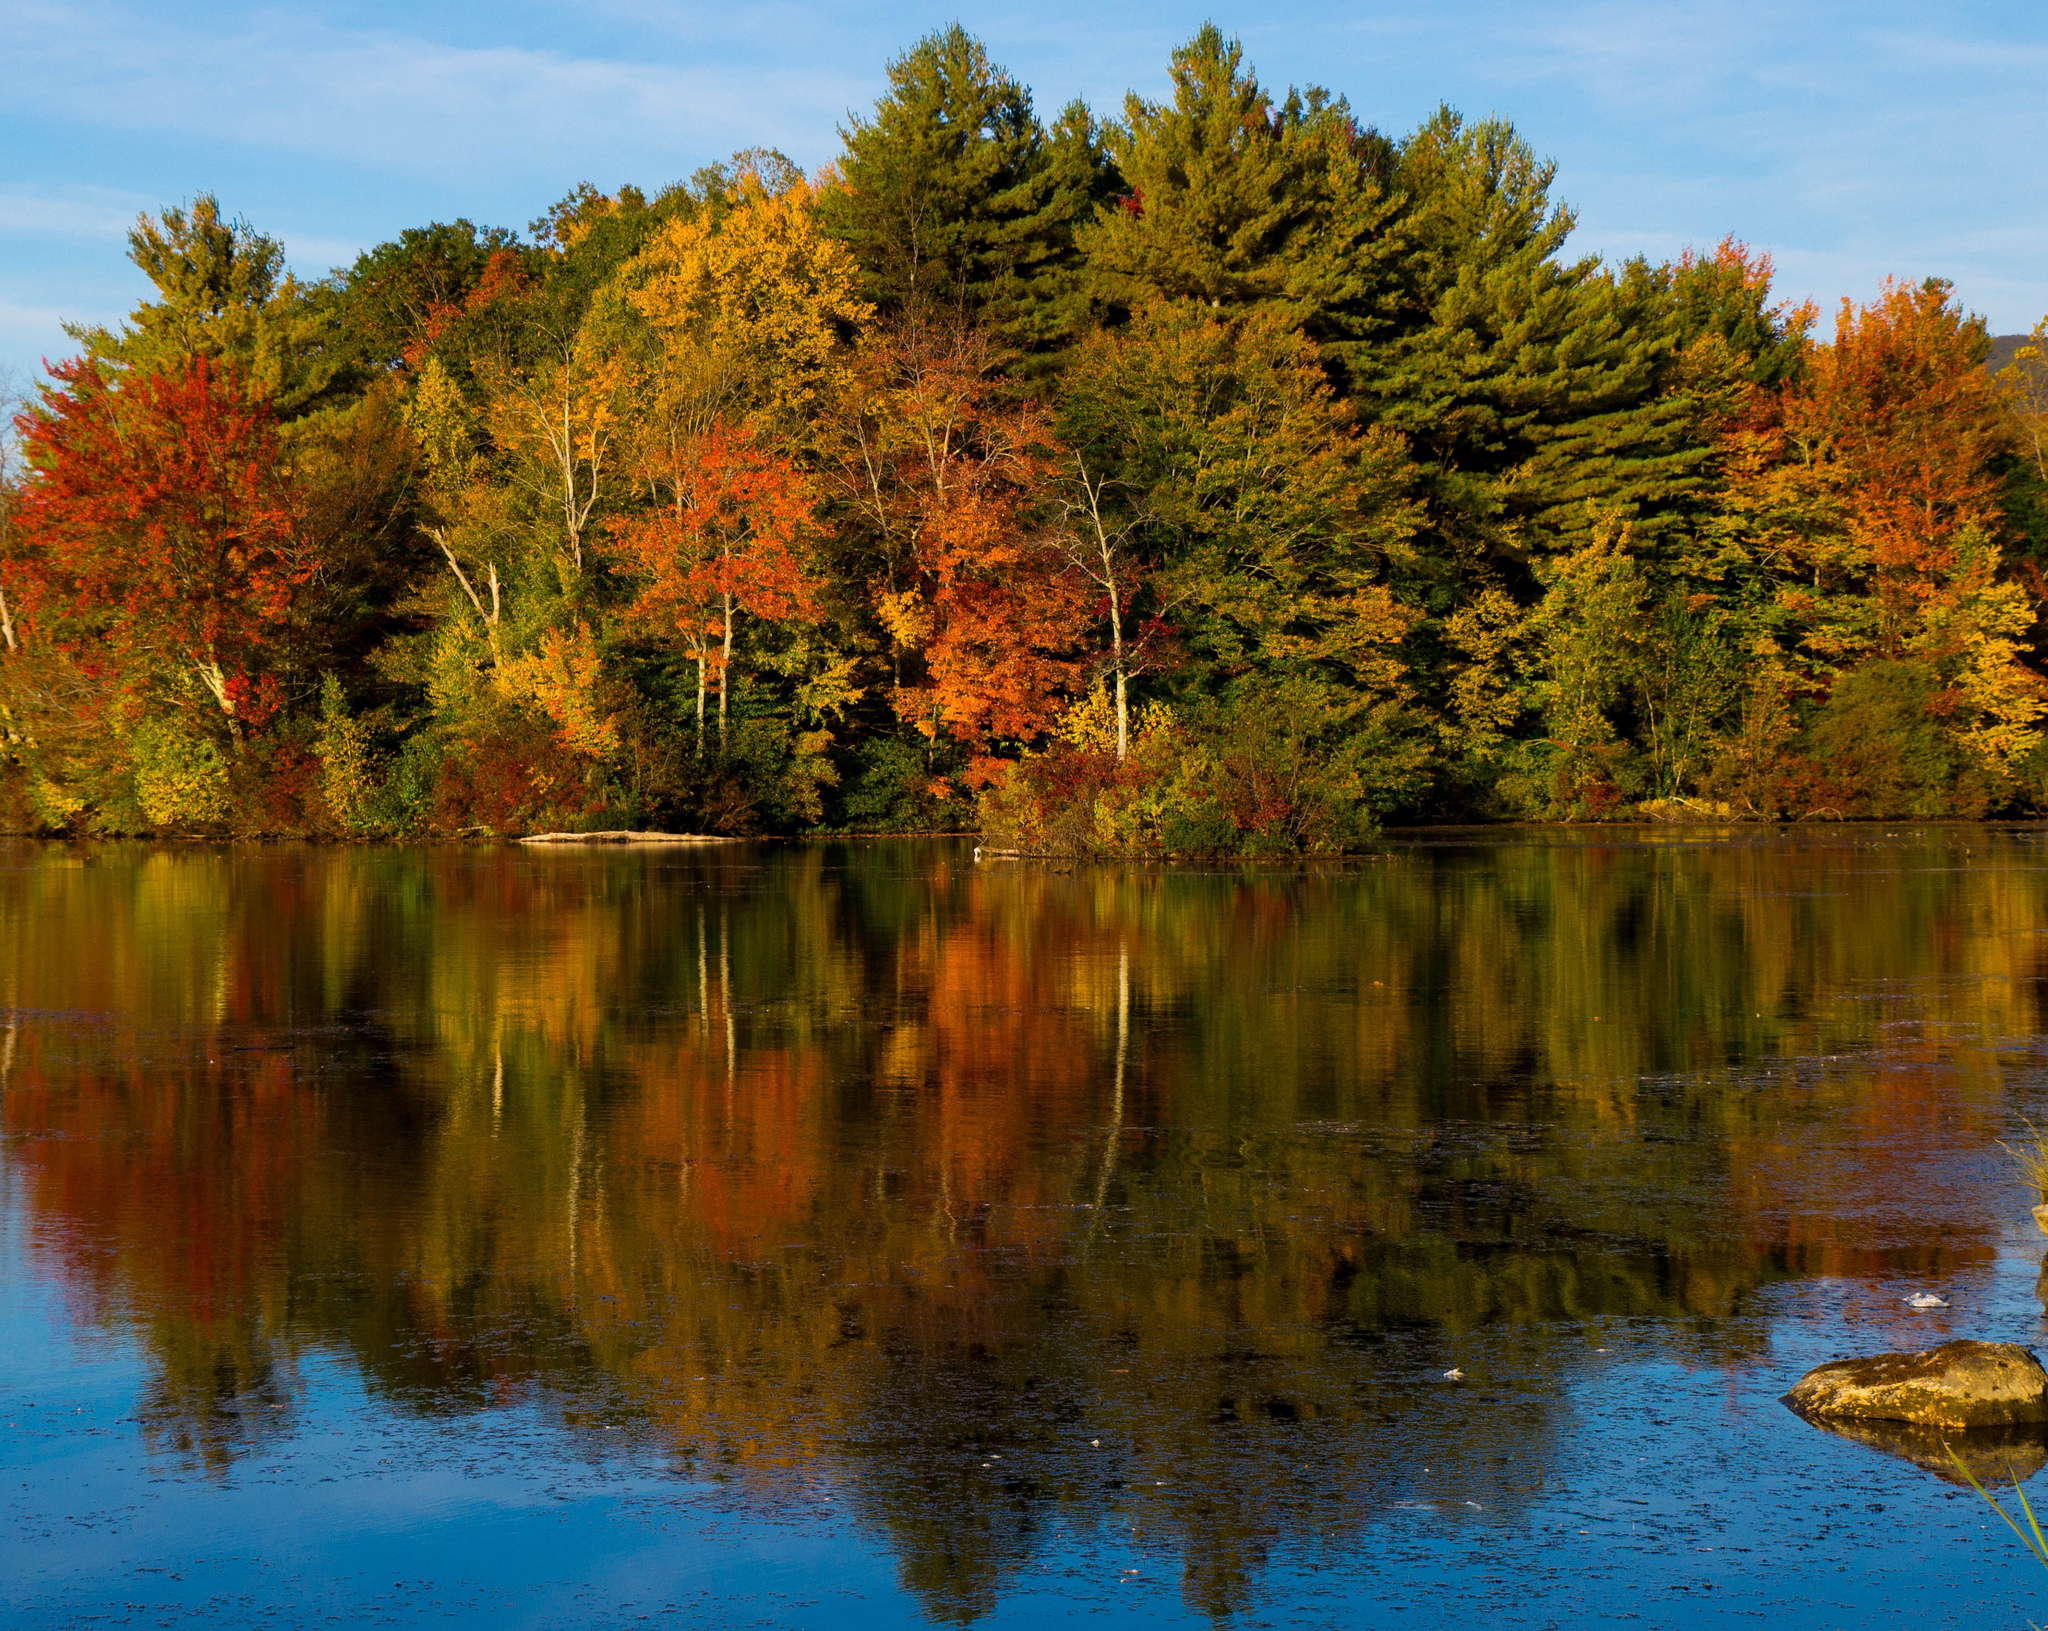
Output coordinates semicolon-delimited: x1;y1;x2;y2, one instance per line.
833;734;968;832
1802;660;1996;818
427;703;607;834
314;674;381;832
980;681;1426;857
130;717;230;828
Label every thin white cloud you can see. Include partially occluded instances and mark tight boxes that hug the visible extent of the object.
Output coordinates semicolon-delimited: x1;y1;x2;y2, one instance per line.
0;290;102;372
1865;27;2048;72
283;234;376;277
3;0;869;181
0;186;154;241
3;0;2047;349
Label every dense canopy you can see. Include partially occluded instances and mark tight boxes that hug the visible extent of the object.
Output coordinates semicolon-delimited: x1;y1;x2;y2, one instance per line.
5;25;2046;848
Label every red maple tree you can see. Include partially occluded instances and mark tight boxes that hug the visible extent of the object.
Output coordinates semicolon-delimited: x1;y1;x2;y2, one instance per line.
12;355;308;732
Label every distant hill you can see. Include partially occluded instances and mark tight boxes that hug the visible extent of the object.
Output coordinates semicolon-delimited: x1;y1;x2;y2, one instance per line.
1988;333;2038;373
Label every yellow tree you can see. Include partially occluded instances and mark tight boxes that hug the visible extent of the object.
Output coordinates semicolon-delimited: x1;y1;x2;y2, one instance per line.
402;356;504;668
623;166;871;444
476;320;630;580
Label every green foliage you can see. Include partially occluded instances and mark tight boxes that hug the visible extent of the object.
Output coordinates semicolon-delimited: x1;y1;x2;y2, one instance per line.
819;25;1115;352
982;681;1425;857
833;734;968;831
8;28;2042;842
337;218;524;374
1075;24;1395;333
1352;117;1707;571
1801;660;1991;818
72;194;351;422
1060;303;1418;688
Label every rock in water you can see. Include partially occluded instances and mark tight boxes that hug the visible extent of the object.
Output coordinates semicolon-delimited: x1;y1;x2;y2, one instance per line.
1785;1340;2048;1429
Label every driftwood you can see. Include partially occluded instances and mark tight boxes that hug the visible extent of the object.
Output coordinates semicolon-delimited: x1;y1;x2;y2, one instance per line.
519;830;740;846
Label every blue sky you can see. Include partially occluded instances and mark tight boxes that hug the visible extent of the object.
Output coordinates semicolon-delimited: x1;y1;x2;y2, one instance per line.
4;0;2045;389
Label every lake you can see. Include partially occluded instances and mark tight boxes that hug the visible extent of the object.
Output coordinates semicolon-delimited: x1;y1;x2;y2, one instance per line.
4;831;2047;1628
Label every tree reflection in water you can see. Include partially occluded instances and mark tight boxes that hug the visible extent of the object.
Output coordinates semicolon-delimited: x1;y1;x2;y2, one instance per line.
0;832;2029;1620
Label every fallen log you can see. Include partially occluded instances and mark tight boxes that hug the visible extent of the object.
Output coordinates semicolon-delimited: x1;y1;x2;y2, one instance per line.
518;830;741;846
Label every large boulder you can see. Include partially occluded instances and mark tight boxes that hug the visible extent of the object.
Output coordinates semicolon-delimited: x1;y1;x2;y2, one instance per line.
1785;1339;2048;1429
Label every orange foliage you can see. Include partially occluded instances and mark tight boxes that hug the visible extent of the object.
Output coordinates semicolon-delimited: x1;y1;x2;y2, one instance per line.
1796;280;2009;641
609;421;819;739
1728;279;2014;659
835;322;1087;779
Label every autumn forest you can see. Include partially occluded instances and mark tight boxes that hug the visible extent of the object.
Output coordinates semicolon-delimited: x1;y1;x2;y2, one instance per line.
4;25;2045;851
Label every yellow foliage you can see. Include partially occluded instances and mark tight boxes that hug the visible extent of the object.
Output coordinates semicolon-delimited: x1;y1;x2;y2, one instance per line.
401;356;475;485
28;774;84;827
315;678;380;832
1907;529;2048;776
625;170;871;435
874;588;934;651
131;718;229;827
499;624;619;759
1055;684;1172;754
1442;588;1526;756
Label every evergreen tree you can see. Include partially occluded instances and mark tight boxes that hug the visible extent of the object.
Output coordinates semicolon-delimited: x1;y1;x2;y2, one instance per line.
72;194;349;421
819;26;1114;353
1343;111;1706;572
1077;35;1704;574
1075;25;1398;332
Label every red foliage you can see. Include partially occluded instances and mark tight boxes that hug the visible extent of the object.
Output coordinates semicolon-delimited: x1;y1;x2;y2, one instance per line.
609;421;820;729
404;247;534;369
428;706;605;834
611;422;817;643
834;322;1088;764
11;356;308;721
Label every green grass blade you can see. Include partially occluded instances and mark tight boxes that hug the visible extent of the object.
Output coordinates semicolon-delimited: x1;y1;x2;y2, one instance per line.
1946;1444;2048;1566
2014;1466;2048;1559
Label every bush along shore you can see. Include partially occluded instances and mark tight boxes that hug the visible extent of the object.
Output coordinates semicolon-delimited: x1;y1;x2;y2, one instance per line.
7;25;2048;857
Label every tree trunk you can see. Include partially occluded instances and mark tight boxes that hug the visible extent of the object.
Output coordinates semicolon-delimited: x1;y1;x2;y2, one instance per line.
430;528;502;667
196;658;244;746
1109;601;1128;762
694;649;706;757
718;591;733;751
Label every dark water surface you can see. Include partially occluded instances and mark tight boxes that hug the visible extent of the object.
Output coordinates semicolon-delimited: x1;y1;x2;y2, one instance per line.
7;831;2048;1628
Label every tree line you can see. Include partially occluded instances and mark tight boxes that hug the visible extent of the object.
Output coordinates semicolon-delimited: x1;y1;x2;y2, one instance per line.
5;24;2046;850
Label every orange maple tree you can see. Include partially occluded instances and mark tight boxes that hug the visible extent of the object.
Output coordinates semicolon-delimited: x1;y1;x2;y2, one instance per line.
1786;278;2012;651
834;321;1087;785
609;421;819;750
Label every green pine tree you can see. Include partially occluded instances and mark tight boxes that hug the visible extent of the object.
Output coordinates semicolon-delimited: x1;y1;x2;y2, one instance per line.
1342;111;1707;572
818;25;1115;354
1075;24;1400;335
72;194;350;421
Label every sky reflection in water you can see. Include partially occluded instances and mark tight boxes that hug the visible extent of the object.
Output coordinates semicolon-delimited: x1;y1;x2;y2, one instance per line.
4;831;2048;1628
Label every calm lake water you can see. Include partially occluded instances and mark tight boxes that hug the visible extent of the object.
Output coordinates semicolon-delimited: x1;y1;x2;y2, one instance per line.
6;831;2048;1628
